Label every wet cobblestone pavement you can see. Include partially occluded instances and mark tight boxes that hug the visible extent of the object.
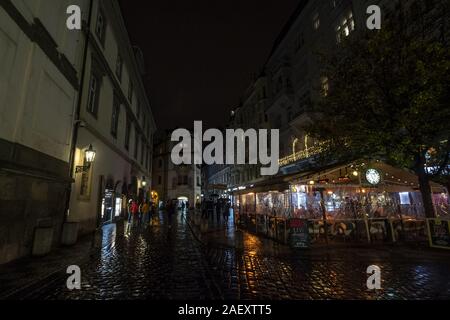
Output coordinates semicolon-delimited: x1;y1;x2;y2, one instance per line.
1;211;450;300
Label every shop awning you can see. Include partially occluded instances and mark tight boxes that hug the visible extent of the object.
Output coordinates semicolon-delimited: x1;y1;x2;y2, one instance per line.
286;160;447;193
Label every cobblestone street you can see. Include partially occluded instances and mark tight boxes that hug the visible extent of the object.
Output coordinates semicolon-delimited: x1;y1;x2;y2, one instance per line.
1;211;450;300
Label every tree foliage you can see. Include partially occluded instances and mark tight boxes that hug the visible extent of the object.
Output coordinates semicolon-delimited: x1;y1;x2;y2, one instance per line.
308;0;450;217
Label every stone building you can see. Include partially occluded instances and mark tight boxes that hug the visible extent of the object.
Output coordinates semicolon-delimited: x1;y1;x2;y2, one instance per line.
0;0;87;264
0;0;156;264
67;0;156;237
152;131;202;209
225;0;400;188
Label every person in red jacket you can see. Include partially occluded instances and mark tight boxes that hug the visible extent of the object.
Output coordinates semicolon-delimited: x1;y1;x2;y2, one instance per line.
131;200;139;224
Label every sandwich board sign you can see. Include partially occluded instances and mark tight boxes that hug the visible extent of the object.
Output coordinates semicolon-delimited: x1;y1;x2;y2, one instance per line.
427;218;450;249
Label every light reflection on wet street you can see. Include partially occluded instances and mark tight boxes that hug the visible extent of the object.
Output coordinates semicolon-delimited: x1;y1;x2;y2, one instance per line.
4;211;450;300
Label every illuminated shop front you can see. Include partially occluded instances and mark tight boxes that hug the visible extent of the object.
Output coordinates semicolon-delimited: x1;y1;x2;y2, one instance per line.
231;161;448;245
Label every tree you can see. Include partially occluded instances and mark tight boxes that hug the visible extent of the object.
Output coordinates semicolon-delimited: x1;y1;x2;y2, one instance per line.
308;0;450;218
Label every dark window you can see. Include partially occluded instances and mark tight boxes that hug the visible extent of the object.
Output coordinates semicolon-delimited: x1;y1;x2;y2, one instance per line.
110;95;120;138
158;159;162;168
116;54;123;82
287;107;293;122
295;33;304;52
313;13;320;30
143;116;146;136
158;176;162;185
87;73;100;117
95;9;106;45
141;138;145;165
134;129;139;159
125;115;131;150
128;80;133;102
137;100;141;120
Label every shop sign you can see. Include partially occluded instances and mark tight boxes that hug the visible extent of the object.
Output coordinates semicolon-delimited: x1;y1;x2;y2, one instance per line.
427;218;450;249
366;169;381;185
288;218;310;248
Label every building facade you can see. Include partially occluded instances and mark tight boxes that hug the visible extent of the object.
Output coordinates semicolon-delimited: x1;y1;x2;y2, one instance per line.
0;0;156;264
152;131;202;209
225;0;397;189
0;0;86;264
68;0;156;235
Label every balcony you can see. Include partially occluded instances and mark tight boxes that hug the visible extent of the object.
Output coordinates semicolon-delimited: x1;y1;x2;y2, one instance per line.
278;144;324;167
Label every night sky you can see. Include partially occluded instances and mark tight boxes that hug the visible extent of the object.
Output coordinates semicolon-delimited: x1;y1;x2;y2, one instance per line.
118;0;300;130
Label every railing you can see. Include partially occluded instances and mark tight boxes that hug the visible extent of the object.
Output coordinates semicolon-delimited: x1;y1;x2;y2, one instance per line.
278;144;324;167
233;203;447;245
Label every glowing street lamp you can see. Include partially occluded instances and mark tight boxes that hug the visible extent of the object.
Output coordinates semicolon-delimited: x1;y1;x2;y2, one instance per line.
75;144;96;173
85;144;96;163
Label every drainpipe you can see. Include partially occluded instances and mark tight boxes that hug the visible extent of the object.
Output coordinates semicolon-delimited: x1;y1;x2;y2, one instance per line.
63;0;94;226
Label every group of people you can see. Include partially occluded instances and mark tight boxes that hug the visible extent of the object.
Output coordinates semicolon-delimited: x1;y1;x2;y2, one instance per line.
127;199;157;226
201;199;231;223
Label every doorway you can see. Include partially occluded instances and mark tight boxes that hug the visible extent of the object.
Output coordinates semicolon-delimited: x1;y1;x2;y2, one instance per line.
177;196;188;210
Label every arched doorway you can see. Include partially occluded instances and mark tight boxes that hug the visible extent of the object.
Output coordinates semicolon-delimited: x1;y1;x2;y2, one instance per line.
177;196;189;210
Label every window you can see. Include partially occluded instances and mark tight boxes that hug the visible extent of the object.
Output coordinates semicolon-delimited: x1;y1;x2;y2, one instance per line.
110;95;120;138
275;114;282;128
141;138;145;165
87;73;100;117
128;80;133;102
134;129;139;159
124;115;131;150
313;13;320;30
400;192;411;205
331;0;341;9
295;32;304;52
96;9;106;45
116;53;123;81
287;107;293;122
146;148;150;169
177;175;188;186
336;11;355;43
159;159;163;168
137;100;141;120
321;77;329;97
158;176;162;185
197;176;200;187
143;115;146;136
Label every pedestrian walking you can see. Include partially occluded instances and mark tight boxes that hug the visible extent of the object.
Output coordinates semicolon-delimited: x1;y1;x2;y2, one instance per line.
131;200;139;225
127;199;133;223
167;200;175;229
149;201;156;226
223;200;231;224
138;202;143;225
216;201;221;222
201;201;208;219
142;201;150;226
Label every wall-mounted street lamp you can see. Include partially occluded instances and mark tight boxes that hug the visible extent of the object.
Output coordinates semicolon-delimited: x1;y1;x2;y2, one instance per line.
75;144;96;174
142;176;147;187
